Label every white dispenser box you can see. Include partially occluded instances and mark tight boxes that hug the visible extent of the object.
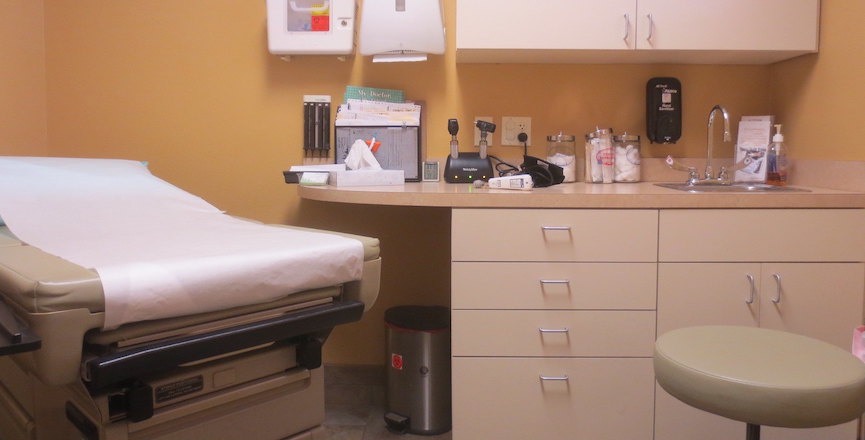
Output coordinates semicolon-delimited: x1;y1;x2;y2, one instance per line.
266;0;355;55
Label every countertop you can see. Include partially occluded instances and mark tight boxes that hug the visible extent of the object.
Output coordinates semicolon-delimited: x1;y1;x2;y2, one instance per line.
297;181;865;209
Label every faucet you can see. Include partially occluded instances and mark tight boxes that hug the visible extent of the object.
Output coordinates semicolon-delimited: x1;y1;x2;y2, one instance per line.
666;104;741;185
705;104;731;180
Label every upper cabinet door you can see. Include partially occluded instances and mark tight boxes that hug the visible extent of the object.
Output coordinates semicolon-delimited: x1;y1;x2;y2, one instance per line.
636;0;820;52
456;0;636;62
455;0;821;64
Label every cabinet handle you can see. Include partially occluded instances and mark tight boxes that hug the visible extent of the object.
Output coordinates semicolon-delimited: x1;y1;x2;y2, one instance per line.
745;274;756;304
539;375;569;381
646;14;654;42
539;327;570;334
540;279;570;285
771;273;782;304
623;13;630;42
541;226;571;232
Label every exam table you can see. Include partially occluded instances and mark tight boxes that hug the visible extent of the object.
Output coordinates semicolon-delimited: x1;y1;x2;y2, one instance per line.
0;160;381;440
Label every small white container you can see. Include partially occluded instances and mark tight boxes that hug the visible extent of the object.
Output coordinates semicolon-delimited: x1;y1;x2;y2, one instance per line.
585;128;614;183
546;132;577;183
613;133;641;182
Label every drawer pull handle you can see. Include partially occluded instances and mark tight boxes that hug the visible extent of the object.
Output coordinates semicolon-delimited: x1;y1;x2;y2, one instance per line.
539;327;570;334
771;273;782;304
539;375;569;382
541;226;571;232
745;274;756;305
540;279;570;285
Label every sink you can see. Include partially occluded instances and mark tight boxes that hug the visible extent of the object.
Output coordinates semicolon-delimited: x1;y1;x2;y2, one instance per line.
655;182;810;193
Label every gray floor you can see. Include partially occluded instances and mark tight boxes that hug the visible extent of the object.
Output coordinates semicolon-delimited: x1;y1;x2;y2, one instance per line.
323;365;452;440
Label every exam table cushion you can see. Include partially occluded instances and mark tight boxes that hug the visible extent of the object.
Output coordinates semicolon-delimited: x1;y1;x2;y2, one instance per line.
0;157;369;329
0;225;378;316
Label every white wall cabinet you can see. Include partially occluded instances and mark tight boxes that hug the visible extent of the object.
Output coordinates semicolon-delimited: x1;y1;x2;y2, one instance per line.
456;0;820;64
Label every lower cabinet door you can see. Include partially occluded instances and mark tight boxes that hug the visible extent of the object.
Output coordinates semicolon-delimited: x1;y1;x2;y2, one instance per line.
452;357;654;440
655;386;857;440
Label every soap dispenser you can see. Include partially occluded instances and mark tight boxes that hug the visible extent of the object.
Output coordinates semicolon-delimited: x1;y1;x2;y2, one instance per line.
766;124;788;186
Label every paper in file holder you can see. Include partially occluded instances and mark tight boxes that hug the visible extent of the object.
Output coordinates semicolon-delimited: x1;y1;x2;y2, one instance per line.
334;125;421;181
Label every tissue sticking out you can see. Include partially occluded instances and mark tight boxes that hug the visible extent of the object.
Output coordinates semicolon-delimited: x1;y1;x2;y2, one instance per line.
345;139;383;170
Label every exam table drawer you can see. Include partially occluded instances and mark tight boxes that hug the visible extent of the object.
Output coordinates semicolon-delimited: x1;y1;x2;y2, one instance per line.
452;357;654;440
452;310;655;357
452;262;656;310
452;209;658;262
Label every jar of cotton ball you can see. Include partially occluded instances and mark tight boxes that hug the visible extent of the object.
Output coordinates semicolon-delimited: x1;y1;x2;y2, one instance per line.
613;133;641;182
546;132;577;183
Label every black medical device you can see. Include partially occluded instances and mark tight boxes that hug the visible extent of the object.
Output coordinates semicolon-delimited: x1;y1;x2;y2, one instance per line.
646;77;682;144
445;119;494;183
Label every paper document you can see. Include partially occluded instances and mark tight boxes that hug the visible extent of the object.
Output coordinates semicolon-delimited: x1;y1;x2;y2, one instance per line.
734;116;773;182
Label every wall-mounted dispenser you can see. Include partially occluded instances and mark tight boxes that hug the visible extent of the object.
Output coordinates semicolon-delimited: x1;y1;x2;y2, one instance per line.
266;0;356;57
646;77;682;144
358;0;445;62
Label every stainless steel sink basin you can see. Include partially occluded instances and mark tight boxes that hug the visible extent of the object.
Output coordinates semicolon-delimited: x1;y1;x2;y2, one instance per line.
655;182;810;193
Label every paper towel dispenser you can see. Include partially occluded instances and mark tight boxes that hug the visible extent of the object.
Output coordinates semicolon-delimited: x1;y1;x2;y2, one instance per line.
266;0;356;56
358;0;445;62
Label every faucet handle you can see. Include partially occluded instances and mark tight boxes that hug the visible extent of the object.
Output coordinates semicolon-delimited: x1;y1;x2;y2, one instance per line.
718;158;749;182
665;156;700;184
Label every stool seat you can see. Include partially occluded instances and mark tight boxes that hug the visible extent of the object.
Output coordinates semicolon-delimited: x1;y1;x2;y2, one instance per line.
655;326;865;429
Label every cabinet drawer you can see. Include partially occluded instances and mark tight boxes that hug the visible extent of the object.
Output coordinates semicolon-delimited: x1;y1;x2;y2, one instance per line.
452;262;656;310
452;310;656;357
659;209;865;262
452;357;654;440
452;209;658;262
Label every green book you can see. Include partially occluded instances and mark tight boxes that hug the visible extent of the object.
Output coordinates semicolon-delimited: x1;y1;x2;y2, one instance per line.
344;85;404;103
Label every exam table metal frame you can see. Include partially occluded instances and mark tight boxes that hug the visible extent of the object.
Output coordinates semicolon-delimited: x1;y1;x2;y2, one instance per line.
0;224;380;440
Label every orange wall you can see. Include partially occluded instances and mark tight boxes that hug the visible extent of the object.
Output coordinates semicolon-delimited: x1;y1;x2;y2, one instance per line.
29;0;845;365
0;0;47;155
42;0;772;226
770;1;865;161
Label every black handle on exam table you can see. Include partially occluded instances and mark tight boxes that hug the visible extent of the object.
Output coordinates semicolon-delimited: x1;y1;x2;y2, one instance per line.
0;301;41;355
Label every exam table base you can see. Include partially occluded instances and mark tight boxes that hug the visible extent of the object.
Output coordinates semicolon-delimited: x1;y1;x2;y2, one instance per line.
0;344;328;440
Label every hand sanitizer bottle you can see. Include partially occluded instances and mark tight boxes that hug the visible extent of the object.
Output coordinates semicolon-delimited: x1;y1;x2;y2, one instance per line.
766;124;788;186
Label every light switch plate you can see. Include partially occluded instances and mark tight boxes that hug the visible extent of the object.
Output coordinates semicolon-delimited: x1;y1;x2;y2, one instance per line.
502;116;531;146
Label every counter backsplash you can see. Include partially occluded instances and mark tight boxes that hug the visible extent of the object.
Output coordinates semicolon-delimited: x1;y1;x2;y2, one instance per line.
584;157;865;192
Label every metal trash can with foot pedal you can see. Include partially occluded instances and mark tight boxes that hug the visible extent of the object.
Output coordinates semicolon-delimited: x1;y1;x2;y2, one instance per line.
383;305;451;435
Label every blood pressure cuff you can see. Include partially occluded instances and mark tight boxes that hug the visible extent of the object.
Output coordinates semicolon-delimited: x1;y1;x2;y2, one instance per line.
520;156;565;188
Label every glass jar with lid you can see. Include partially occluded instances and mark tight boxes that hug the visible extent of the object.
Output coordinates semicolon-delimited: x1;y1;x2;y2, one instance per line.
546;132;577;183
585;127;614;183
613;132;641;182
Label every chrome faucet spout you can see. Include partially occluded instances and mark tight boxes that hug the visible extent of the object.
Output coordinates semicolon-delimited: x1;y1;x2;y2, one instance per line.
706;104;731;180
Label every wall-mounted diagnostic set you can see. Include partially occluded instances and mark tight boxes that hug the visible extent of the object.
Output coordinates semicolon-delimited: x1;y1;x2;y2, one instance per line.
646;77;682;144
444;119;494;183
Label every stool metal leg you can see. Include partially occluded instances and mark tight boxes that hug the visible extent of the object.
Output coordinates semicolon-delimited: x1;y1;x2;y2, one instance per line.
746;423;760;440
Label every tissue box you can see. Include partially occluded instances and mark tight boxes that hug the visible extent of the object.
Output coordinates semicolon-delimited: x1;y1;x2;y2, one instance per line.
334;126;421;181
328;169;405;187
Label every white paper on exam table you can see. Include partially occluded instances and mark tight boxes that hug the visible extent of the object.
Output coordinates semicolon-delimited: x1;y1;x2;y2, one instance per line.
0;157;364;329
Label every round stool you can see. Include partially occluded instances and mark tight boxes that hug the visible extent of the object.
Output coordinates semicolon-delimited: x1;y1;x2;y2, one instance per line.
654;326;865;440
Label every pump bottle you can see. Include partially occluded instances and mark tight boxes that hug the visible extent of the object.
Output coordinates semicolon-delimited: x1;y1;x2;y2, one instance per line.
766;124;788;186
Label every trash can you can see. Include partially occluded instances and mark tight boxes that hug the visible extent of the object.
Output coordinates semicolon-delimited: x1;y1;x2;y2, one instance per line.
384;305;451;435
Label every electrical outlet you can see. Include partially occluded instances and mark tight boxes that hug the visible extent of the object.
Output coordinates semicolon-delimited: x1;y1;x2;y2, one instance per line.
501;116;531;146
473;116;494;147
